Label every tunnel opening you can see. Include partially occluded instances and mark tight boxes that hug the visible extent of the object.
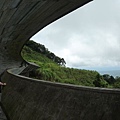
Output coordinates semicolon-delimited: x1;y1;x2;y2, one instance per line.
21;0;120;89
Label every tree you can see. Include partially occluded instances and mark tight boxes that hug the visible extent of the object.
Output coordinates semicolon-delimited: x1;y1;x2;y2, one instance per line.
103;74;115;84
93;74;108;87
113;77;120;88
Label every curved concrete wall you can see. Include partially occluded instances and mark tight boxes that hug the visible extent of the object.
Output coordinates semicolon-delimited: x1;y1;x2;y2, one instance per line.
0;0;92;74
1;69;120;120
1;1;120;120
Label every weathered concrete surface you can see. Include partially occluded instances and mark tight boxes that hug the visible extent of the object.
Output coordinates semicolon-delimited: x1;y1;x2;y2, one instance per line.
1;1;120;120
0;106;7;120
1;69;120;120
0;0;92;74
0;94;7;120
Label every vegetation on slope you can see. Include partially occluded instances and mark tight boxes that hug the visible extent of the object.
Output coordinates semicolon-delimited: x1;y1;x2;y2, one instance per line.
21;40;120;88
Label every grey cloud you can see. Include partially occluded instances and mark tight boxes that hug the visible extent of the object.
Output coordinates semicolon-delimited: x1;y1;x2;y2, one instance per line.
32;0;120;70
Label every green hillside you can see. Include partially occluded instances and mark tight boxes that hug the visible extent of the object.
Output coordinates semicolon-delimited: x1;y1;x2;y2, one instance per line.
21;40;120;88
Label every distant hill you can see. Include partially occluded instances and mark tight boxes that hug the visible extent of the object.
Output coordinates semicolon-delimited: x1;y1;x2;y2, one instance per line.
25;40;66;66
21;40;120;88
99;70;120;78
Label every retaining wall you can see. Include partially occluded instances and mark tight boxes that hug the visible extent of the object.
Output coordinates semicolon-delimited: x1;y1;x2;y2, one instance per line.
1;69;120;120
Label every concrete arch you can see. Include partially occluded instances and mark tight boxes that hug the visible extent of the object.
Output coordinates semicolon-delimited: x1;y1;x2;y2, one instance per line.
0;0;92;74
1;1;120;120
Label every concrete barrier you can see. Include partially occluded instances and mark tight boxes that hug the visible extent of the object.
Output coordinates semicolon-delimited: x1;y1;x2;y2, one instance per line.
1;69;120;120
1;1;120;120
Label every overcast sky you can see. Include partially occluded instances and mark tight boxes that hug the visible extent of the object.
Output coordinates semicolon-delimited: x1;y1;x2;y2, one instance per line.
31;0;120;71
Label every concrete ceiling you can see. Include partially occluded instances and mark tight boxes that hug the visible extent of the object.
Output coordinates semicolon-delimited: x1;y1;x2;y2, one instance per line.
0;0;92;73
